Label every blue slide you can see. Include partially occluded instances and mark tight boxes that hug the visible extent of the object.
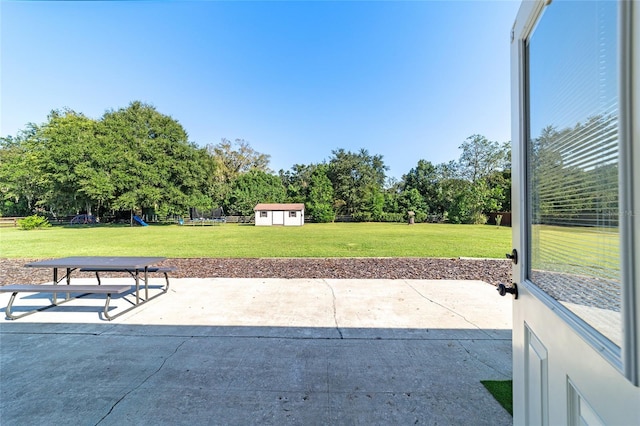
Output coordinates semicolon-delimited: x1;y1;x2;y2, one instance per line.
133;215;149;226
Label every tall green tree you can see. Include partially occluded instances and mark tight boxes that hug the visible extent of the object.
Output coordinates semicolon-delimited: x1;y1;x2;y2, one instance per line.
225;170;286;216
531;116;617;226
458;134;504;183
484;170;511;212
279;163;316;203
382;179;402;214
206;138;271;209
35;109;99;217
98;101;207;218
403;160;439;214
397;188;428;222
305;165;335;222
438;178;473;224
0;126;44;216
327;148;387;218
208;138;271;182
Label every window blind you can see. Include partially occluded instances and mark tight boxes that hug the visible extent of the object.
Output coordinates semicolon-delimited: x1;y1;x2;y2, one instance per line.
527;0;620;346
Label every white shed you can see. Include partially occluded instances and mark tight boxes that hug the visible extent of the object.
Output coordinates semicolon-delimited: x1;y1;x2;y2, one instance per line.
254;203;305;226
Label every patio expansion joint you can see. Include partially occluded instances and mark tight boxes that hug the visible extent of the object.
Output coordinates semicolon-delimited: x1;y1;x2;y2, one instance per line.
403;280;494;340
321;279;343;339
94;337;190;425
457;339;511;379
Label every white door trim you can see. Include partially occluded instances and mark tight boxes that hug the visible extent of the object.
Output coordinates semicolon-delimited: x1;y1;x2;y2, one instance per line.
620;0;640;385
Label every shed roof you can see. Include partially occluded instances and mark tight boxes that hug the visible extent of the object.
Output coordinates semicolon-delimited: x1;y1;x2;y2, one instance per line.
254;203;305;211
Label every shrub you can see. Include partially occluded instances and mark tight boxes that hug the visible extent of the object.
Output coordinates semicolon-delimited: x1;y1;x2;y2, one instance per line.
18;215;52;230
471;212;488;225
380;212;405;223
352;212;373;222
309;204;335;223
413;211;428;223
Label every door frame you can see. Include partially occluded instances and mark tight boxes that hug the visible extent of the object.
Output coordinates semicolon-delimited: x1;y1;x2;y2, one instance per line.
619;0;640;385
272;210;285;226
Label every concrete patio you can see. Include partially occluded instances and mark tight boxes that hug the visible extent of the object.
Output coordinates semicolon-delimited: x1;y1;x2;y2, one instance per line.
0;277;513;425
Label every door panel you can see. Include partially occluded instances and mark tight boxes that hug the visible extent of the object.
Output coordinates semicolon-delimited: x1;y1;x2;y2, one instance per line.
525;325;548;426
511;1;640;424
513;284;639;425
567;379;605;426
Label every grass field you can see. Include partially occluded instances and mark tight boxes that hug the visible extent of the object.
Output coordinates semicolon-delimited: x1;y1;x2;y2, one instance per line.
481;380;513;416
0;222;511;259
532;224;619;278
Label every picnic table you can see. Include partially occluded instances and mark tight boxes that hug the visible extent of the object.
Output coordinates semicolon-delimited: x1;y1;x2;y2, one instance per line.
2;256;172;320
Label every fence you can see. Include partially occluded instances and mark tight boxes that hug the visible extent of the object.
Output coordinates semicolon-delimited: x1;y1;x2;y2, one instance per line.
0;217;22;228
487;212;512;227
224;215;254;224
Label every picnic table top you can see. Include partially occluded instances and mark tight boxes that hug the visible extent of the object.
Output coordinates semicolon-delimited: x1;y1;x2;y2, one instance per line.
24;256;166;270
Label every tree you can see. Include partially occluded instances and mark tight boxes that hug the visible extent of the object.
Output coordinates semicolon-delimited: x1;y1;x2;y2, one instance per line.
397;188;428;222
355;183;385;222
34;109;99;217
403;160;439;214
458;134;504;183
191;146;221;210
437;178;471;224
1;98;519;223
382;179;402;215
305;165;335;222
207;138;271;183
280;163;317;203
97;101;208;219
484;170;511;212
225;170;286;216
327;148;387;217
205;138;271;210
499;141;512;170
531;115;618;226
0;126;44;216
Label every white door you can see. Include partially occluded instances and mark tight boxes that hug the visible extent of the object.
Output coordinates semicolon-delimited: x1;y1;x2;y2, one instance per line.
510;1;639;424
272;210;285;225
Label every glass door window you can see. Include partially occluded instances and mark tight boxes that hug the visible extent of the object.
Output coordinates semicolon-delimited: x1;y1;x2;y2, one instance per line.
527;1;621;347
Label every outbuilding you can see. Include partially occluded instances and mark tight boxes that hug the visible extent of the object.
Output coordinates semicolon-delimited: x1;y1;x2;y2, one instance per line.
254;203;305;226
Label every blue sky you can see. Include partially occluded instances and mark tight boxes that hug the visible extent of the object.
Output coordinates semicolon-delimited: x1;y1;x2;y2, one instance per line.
1;0;520;180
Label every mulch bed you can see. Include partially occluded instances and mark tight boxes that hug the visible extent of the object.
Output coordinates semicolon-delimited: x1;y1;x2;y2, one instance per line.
0;257;511;286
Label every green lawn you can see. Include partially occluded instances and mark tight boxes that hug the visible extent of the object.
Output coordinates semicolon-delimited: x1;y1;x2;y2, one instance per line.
481;380;513;416
0;222;511;259
532;224;619;278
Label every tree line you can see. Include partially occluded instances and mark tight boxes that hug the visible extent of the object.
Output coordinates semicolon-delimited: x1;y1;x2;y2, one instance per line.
0;101;511;224
531;115;619;228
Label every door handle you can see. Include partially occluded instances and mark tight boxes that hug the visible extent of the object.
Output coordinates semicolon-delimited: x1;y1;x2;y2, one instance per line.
506;249;518;264
497;283;518;299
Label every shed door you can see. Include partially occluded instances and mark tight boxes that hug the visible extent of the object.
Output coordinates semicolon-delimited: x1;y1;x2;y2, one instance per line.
510;1;639;424
272;211;284;225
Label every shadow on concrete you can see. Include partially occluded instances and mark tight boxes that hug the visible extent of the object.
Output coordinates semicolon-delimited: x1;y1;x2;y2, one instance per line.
1;278;513;424
1;322;512;425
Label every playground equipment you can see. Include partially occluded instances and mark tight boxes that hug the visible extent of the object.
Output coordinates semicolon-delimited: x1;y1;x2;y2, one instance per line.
133;215;149;226
70;214;96;225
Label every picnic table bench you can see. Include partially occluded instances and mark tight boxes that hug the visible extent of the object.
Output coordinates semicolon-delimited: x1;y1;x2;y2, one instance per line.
80;266;176;292
1;284;131;320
